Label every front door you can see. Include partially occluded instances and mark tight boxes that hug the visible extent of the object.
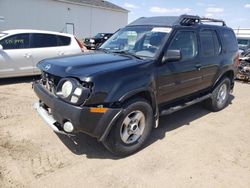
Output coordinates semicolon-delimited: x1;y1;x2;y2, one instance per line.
0;33;33;78
157;30;203;104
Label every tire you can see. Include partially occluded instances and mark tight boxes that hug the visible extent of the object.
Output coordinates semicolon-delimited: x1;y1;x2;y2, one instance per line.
204;77;231;112
103;98;153;157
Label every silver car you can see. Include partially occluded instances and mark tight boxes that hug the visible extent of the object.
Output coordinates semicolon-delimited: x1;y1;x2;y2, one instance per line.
0;29;84;78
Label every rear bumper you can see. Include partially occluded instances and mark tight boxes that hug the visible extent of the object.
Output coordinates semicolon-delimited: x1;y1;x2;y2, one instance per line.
33;83;122;140
84;42;96;49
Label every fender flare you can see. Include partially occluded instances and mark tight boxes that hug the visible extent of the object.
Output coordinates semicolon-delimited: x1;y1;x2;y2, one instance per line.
99;88;158;142
212;69;235;89
118;87;158;115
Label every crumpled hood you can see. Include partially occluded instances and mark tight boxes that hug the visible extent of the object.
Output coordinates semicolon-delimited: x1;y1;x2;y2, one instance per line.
37;51;141;80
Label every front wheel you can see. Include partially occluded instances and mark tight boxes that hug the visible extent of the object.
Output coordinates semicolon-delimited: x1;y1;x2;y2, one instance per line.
204;77;231;112
103;98;153;157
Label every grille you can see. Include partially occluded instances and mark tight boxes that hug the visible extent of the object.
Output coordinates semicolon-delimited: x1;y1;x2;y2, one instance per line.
41;72;61;95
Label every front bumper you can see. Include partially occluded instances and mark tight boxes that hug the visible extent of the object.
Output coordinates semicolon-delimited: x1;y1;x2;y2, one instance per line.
33;83;122;140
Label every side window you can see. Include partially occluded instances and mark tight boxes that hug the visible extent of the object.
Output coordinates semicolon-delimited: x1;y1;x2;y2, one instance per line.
168;31;198;61
31;34;58;48
200;30;221;57
221;29;238;52
200;30;214;56
57;35;71;46
0;34;30;50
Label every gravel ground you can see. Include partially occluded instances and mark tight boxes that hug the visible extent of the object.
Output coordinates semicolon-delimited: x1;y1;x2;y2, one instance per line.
0;77;250;188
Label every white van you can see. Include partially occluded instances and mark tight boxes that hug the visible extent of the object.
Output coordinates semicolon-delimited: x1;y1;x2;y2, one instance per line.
0;29;84;78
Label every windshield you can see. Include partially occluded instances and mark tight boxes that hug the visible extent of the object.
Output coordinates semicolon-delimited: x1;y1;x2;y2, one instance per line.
100;26;171;58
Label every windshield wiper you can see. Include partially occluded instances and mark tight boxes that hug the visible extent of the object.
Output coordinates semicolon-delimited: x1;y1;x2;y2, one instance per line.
112;50;143;60
98;48;110;53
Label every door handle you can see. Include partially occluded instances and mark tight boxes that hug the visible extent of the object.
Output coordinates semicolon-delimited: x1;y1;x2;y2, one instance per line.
195;64;202;71
58;51;64;56
24;54;31;58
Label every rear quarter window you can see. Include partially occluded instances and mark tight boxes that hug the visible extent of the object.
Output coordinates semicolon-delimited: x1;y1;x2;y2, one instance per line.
221;29;238;52
57;35;71;46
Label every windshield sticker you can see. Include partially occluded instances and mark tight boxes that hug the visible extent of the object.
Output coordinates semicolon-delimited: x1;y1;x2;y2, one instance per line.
4;39;25;45
152;27;172;33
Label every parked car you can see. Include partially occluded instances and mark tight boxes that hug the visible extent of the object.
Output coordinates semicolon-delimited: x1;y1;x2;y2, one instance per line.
33;15;239;156
84;33;113;49
237;51;250;81
237;36;250;56
0;29;84;78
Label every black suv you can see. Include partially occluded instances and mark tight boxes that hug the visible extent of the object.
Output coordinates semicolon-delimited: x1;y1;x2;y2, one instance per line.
84;33;113;49
33;15;239;156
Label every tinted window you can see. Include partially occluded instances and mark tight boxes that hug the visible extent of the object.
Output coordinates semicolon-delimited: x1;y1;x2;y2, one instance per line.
57;35;71;46
31;34;57;48
200;30;221;57
168;31;198;60
200;30;214;56
0;34;30;49
221;29;238;52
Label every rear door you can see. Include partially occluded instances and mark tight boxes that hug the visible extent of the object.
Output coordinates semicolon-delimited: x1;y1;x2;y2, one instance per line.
30;33;72;74
0;33;33;78
157;30;203;103
198;29;222;89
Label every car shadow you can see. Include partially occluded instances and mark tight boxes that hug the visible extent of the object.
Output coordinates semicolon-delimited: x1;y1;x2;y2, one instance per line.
0;75;40;85
56;133;118;159
235;79;250;84
56;95;235;160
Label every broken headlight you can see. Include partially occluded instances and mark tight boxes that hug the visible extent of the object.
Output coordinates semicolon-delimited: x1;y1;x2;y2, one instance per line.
56;78;91;105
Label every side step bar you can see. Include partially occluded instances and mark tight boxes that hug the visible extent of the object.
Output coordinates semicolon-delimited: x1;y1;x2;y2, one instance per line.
160;94;212;116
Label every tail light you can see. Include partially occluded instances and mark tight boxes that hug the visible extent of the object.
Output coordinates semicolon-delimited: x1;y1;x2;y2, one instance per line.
75;37;86;52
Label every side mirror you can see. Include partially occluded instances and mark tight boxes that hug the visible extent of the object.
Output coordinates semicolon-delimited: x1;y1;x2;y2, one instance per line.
162;49;181;63
0;44;3;51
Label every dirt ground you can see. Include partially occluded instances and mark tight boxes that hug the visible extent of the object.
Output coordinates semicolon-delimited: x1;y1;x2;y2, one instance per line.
0;77;250;188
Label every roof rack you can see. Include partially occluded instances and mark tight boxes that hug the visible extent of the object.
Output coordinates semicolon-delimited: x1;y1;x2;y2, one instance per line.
177;15;226;26
200;17;226;26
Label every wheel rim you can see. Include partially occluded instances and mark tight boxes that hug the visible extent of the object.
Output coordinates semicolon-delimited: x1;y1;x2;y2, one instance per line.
217;83;228;105
120;110;146;144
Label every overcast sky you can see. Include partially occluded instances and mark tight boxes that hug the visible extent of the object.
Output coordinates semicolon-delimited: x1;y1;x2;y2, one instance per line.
109;0;250;29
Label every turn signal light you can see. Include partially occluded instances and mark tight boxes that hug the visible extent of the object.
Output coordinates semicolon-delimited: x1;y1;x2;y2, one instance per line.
90;107;108;113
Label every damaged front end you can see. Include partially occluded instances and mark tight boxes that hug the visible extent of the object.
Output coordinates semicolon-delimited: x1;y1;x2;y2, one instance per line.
33;72;122;140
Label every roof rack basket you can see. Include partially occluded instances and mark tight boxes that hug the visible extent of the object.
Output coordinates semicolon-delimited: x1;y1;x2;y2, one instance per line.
177;15;226;26
200;17;226;26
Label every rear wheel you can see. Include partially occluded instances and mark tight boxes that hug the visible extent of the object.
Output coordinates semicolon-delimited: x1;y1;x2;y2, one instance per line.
204;77;231;112
103;98;153;157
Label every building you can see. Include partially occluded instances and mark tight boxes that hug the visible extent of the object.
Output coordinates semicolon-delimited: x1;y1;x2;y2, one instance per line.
234;28;250;37
0;0;128;39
